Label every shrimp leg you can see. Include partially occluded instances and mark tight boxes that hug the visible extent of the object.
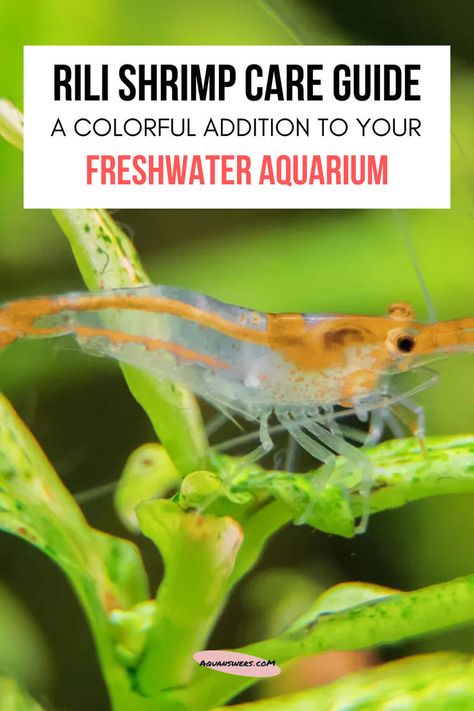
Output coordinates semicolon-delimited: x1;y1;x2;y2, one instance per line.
361;367;435;449
337;424;372;446
302;416;373;532
390;399;427;454
275;407;334;469
381;366;440;409
227;410;275;469
284;434;299;473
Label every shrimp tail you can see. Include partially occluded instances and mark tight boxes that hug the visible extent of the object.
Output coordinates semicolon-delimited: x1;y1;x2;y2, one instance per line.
0;300;33;347
0;297;71;347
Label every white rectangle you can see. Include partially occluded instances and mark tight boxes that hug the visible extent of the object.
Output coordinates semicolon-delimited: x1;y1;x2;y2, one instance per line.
24;45;450;209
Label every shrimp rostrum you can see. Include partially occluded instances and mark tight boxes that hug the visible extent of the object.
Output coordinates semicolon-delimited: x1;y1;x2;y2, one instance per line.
0;285;472;514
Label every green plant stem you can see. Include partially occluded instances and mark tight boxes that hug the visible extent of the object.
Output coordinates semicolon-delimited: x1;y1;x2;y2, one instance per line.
0;394;156;711
190;573;474;708
0;99;207;475
136;500;243;696
50;210;208;476
227;500;292;588
52;212;208;475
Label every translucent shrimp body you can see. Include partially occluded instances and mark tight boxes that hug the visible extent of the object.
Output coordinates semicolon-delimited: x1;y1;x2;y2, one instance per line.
0;285;472;478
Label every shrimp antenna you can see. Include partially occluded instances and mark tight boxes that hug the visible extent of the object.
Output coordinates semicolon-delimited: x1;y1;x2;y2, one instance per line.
74;480;118;504
452;129;474;214
254;0;304;44
392;210;437;323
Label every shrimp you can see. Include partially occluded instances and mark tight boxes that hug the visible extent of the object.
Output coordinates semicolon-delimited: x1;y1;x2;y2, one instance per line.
0;285;472;523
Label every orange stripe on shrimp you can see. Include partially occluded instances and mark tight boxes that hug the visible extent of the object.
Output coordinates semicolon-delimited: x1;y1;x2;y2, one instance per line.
0;293;268;348
74;325;230;369
23;323;229;370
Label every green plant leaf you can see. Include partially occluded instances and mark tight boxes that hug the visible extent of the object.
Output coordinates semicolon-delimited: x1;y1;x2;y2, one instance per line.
210;454;354;537
110;600;156;668
284;582;398;637
208;435;474;538
217;653;474;710
346;434;474;515
0;394;154;710
0;676;45;711
114;443;180;532
0;394;148;608
51;208;149;290
191;573;474;707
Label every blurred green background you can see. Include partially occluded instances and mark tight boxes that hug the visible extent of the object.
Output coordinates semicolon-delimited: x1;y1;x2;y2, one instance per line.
0;1;473;709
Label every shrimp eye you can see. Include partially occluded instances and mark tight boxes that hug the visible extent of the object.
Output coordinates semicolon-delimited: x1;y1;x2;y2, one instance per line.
396;334;416;354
